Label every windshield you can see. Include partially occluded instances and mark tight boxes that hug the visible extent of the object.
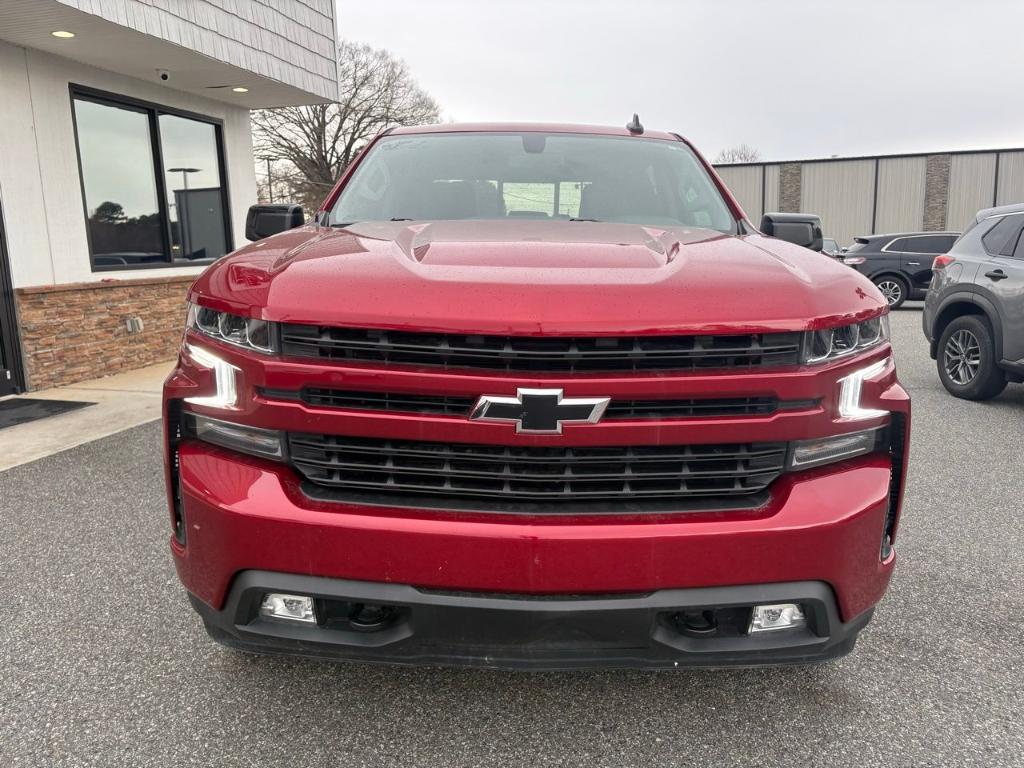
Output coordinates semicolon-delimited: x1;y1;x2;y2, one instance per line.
329;132;736;233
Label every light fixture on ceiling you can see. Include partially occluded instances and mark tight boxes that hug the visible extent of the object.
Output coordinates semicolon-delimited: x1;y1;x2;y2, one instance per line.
232;86;249;93
51;30;76;39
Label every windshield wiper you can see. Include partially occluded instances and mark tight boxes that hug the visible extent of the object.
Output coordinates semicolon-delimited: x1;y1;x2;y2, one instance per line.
569;217;600;222
331;217;417;228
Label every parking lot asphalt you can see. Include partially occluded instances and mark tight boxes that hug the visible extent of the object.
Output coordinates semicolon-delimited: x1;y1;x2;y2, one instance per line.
2;305;1023;768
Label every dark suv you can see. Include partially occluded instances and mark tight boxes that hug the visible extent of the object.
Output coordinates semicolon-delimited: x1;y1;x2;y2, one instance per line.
923;204;1024;400
844;231;960;308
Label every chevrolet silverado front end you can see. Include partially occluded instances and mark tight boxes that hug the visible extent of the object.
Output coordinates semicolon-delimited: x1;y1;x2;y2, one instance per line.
163;124;909;669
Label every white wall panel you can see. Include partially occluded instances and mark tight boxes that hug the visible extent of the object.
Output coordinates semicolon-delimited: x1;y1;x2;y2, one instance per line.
57;0;338;101
0;41;56;288
715;165;762;222
763;165;780;215
801;160;875;246
996;152;1024;207
875;156;926;234
947;154;996;232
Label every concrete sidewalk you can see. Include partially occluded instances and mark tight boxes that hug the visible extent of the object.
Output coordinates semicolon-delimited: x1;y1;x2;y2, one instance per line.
0;360;174;472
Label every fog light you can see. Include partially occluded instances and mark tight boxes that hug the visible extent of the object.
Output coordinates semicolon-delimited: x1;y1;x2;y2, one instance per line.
749;603;805;633
789;428;882;470
184;412;284;460
260;593;316;623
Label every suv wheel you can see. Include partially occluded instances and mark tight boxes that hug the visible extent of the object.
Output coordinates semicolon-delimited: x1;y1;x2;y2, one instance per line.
937;316;1007;400
874;276;908;309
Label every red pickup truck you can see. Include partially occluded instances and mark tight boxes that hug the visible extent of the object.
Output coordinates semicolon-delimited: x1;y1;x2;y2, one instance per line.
163;122;909;669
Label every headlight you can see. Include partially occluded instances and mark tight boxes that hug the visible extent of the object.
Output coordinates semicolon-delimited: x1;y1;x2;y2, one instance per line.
186;303;276;354
803;315;889;364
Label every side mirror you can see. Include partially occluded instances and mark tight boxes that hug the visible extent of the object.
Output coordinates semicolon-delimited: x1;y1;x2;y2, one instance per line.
245;204;305;241
760;212;824;252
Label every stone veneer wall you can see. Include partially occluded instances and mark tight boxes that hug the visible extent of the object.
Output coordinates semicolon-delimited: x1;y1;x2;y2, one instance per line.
779;163;802;213
15;275;192;390
923;154;952;231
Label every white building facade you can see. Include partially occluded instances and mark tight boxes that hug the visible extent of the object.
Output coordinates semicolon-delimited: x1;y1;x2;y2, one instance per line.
0;0;338;392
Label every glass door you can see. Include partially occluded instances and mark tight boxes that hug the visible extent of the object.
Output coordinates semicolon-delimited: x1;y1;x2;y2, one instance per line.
0;196;24;395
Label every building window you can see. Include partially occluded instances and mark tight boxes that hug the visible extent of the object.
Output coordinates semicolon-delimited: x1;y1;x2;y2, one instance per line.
71;88;232;271
159;115;229;264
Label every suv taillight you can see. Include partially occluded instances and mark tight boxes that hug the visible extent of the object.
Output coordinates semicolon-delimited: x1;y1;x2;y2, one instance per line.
932;254;955;269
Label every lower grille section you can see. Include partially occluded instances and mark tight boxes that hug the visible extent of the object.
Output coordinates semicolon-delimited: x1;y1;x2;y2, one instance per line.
287;433;787;507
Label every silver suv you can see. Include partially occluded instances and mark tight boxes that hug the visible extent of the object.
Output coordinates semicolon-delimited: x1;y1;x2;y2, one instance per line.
923;203;1024;400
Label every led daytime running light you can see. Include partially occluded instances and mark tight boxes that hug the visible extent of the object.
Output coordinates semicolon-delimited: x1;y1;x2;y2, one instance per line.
838;357;889;420
184;343;239;409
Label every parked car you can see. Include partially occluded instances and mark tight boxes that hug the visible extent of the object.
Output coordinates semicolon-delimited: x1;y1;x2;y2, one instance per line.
843;231;960;308
923;203;1024;400
164;122;909;669
822;237;843;258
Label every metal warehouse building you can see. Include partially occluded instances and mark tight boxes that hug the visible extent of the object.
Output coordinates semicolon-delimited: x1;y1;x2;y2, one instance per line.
715;148;1024;246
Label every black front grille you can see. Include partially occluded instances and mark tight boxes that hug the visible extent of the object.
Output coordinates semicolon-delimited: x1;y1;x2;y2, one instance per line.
282;387;783;419
287;433;788;508
280;324;804;373
302;388;474;415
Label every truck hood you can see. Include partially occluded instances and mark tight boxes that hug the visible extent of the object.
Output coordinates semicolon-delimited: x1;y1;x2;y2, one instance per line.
192;220;885;334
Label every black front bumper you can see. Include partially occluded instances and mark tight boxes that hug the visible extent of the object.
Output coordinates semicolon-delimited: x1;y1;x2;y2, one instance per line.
190;571;874;671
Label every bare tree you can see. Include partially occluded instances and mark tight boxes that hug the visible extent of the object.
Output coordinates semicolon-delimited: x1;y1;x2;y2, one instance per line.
714;144;761;164
252;41;441;210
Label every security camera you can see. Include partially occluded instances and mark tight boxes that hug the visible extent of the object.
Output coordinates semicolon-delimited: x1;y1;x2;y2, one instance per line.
157;69;170;81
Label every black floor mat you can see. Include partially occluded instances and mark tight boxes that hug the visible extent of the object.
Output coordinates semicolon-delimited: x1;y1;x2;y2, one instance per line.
0;398;94;430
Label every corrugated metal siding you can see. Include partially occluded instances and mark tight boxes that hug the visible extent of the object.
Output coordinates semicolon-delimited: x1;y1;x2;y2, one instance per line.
996;151;1024;206
801;160;875;246
947;153;997;232
875;156;926;233
715;165;762;222
763;164;780;216
56;0;338;101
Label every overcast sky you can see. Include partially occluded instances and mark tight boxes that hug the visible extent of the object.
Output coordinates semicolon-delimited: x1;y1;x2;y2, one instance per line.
337;0;1024;161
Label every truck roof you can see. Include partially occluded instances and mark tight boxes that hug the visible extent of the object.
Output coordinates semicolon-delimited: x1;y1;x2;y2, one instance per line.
388;122;682;142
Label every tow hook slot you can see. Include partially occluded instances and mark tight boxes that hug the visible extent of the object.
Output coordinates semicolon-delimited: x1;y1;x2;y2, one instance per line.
347;603;399;632
673;610;719;638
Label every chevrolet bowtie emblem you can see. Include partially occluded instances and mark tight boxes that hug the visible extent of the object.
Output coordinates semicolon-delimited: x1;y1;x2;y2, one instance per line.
469;388;611;434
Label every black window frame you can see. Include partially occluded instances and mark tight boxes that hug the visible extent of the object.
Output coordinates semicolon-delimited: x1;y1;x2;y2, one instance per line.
69;85;234;273
882;233;958;255
906;234;958;254
981;214;1024;258
1012;229;1024;260
882;237;914;253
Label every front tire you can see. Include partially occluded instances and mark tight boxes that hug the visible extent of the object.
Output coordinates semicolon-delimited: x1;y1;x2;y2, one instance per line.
874;275;908;309
936;316;1006;400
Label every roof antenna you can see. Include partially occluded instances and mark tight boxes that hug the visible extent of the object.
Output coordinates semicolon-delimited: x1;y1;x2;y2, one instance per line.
626;113;644;134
